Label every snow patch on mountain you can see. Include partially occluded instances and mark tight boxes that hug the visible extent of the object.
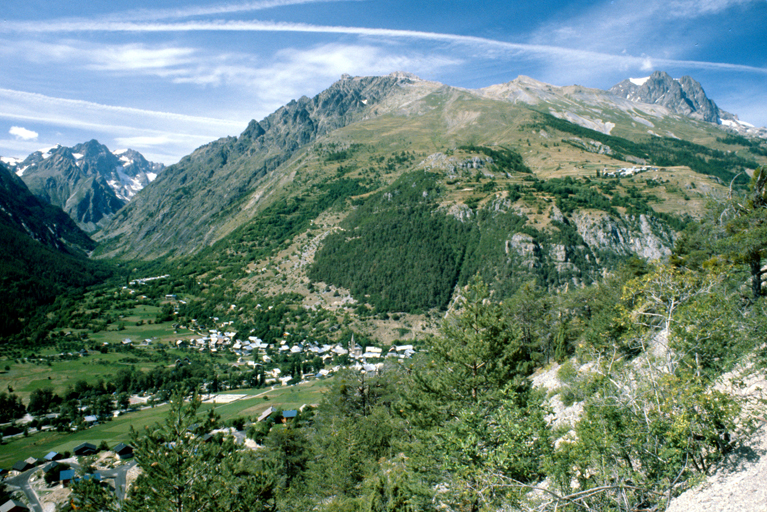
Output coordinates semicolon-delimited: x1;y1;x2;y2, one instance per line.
629;76;650;86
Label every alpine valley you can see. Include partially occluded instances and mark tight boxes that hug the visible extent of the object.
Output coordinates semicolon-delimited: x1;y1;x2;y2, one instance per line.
2;71;766;338
2;70;767;512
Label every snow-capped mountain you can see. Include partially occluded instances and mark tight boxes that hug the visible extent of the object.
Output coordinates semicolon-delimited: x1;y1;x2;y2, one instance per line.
105;148;163;201
6;140;164;233
610;71;767;138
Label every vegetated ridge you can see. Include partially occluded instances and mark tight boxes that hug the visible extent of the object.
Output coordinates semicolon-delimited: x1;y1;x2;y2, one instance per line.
0;163;112;337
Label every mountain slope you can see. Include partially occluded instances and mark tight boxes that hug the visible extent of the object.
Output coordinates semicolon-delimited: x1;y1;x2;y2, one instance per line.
0;163;111;336
91;72;767;313
12;140;163;233
93;72;442;259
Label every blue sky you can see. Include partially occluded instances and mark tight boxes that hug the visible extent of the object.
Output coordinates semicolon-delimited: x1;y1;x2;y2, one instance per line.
1;0;765;164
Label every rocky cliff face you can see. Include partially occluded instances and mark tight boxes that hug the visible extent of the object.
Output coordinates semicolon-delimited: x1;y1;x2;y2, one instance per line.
14;140;162;233
609;71;721;123
502;208;675;288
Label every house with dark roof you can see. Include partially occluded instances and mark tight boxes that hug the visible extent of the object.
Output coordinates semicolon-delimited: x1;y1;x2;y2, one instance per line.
113;443;134;459
73;442;97;456
11;460;34;473
42;461;59;475
281;410;298;423
44;451;62;462
59;469;76;485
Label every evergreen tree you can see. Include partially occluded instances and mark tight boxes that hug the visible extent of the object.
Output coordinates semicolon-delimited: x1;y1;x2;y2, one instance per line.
417;277;532;409
125;390;275;512
719;165;767;299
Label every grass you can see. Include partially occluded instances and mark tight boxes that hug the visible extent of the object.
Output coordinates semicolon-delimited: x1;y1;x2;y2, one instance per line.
2;349;173;402
0;378;331;469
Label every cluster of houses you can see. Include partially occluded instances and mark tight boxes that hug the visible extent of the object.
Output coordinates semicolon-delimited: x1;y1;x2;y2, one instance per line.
5;442;133;488
128;274;170;286
601;166;658;178
170;328;417;383
7;442;134;474
2;442;135;511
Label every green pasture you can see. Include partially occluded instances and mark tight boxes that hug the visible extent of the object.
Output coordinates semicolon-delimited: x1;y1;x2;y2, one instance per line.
1;349;171;402
0;379;331;469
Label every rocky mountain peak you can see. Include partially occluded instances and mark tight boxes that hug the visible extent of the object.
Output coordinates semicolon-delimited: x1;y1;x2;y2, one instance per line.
609;70;721;123
12;141;163;232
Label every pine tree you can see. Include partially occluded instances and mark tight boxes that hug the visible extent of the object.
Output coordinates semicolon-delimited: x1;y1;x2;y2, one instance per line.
125;390;275;512
720;165;767;299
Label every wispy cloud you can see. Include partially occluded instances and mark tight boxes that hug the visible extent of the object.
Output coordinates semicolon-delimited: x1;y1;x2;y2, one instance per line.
0;88;243;162
5;19;765;78
101;0;353;22
530;0;764;58
0;88;241;129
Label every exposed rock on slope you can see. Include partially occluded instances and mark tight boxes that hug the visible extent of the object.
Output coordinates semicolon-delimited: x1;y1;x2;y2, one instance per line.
13;140;162;232
610;71;721;123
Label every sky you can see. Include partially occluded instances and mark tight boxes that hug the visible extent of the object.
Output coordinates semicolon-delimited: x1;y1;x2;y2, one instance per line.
1;0;765;165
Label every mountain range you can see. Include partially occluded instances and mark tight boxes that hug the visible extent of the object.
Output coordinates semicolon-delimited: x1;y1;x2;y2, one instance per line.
81;71;767;316
2;140;163;233
1;70;765;321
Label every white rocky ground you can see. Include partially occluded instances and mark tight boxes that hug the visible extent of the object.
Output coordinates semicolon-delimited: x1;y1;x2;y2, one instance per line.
531;354;767;512
667;360;767;512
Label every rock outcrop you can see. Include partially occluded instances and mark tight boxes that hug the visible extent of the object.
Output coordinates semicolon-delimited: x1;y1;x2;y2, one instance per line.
610;71;721;123
14;140;162;233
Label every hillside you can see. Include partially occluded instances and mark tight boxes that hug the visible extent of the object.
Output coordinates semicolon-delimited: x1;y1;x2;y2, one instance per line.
0;163;112;336
85;72;767;327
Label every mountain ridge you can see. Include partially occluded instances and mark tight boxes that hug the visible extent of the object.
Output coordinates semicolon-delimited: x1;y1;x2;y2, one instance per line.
93;70;766;262
5;140;163;233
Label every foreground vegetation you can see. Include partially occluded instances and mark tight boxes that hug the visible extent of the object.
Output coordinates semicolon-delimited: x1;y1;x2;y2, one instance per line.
43;167;766;511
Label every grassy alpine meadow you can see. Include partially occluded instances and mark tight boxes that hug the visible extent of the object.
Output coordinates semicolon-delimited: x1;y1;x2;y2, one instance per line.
0;378;332;468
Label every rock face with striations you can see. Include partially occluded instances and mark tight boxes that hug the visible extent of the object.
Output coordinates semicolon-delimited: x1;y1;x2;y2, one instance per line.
610;71;721;123
13;140;163;233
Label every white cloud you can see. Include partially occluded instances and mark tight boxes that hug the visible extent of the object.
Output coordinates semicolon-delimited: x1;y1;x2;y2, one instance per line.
6;18;765;79
665;0;758;17
87;44;197;71
9;126;38;140
121;0;352;21
0;88;240;129
244;44;461;103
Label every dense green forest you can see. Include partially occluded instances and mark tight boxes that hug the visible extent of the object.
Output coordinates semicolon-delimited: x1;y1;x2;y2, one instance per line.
56;167;767;512
310;169;686;312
